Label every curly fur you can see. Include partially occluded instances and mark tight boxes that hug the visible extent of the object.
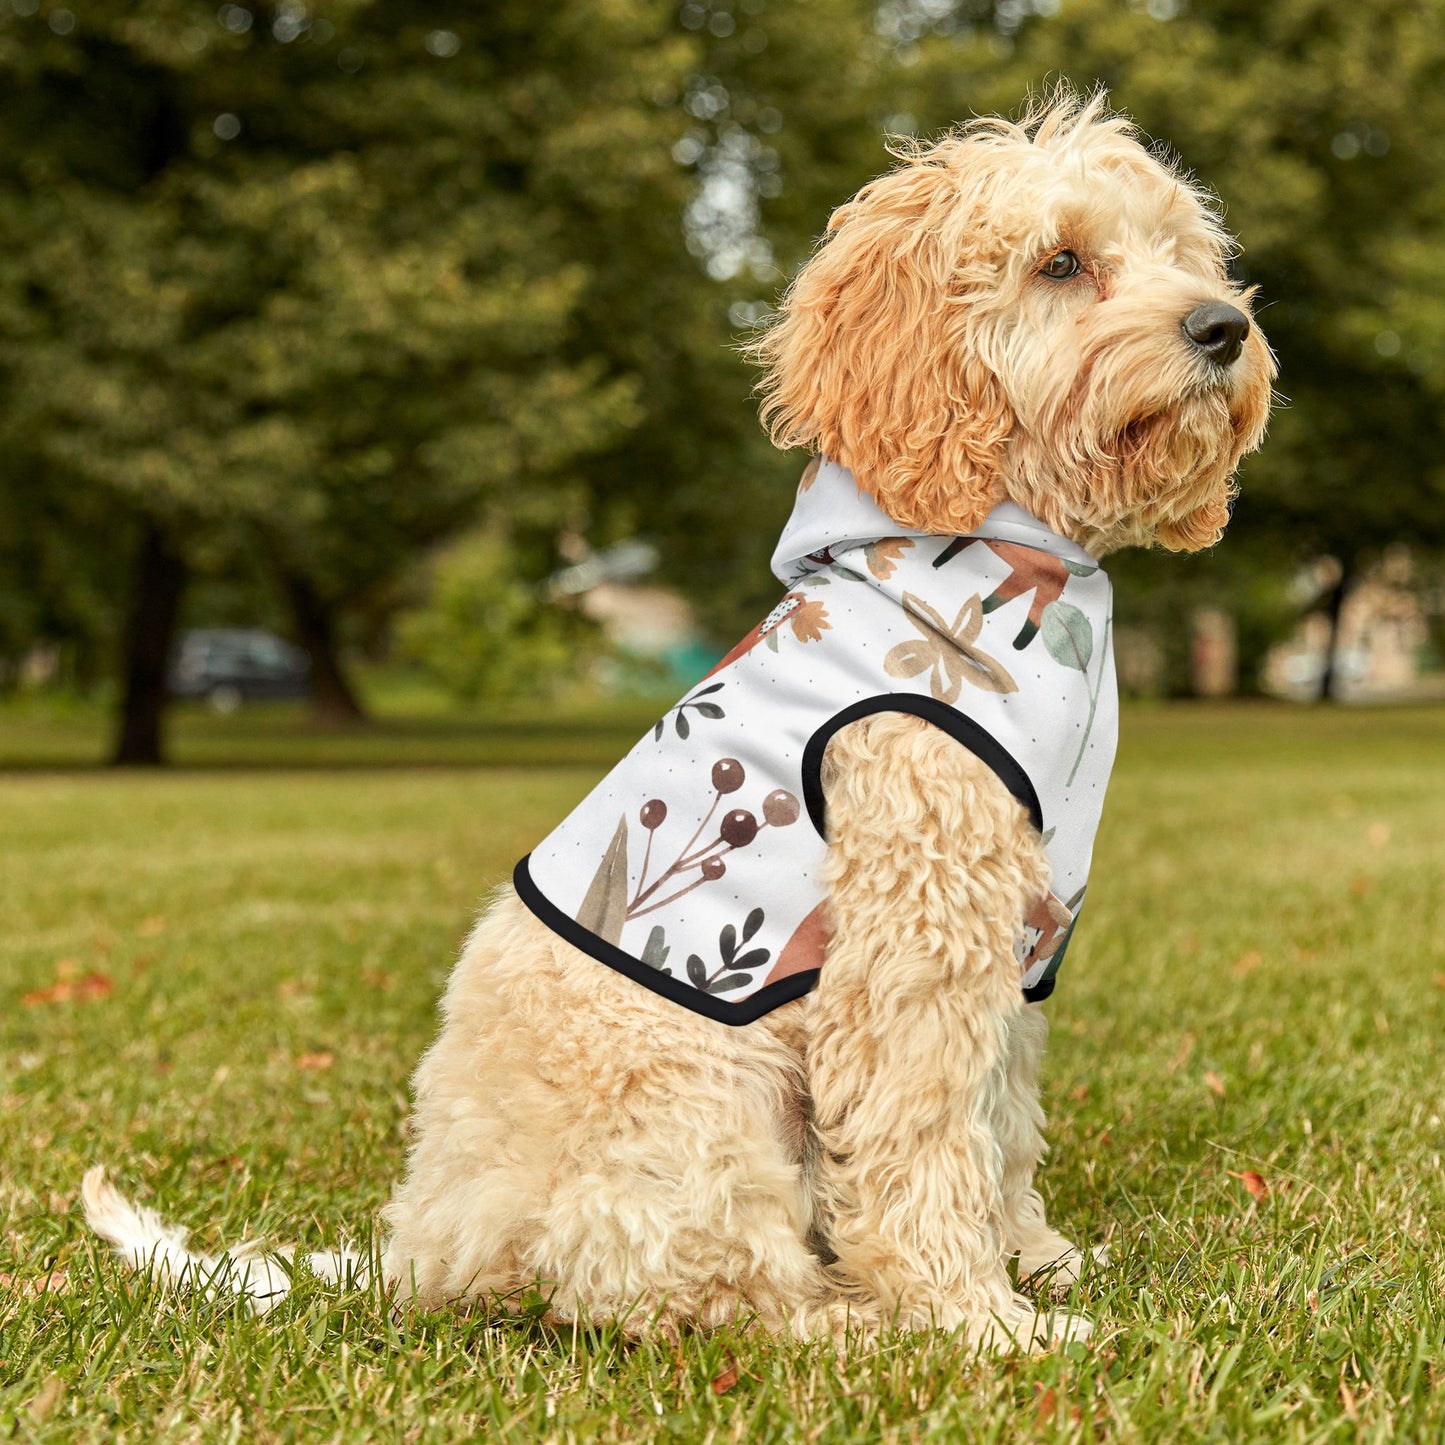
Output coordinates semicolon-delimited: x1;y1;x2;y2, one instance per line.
85;88;1272;1352
749;91;1273;554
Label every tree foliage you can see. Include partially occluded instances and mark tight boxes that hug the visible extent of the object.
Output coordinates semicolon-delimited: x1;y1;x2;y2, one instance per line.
0;1;706;751
3;0;1443;734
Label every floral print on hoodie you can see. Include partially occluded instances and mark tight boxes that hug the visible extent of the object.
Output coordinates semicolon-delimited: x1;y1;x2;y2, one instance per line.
516;458;1117;1025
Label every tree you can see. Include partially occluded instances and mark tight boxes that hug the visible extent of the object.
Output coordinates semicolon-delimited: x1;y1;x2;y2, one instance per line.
0;1;697;759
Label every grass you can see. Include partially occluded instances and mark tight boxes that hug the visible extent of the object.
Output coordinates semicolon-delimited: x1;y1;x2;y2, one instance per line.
2;700;1443;1442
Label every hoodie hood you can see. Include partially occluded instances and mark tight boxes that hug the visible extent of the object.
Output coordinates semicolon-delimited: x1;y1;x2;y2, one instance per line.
770;456;1098;587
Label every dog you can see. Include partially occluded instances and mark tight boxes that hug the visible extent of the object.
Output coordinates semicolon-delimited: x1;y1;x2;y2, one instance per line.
85;89;1273;1351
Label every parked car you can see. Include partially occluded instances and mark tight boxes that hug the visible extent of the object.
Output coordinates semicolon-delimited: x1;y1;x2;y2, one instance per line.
169;629;310;712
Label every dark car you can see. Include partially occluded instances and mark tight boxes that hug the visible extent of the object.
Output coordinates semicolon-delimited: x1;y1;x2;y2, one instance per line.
170;629;310;712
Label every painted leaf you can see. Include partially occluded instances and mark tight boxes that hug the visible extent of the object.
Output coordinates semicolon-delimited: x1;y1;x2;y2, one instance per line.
653;719;665;741
943;646;1016;697
1063;559;1097;577
675;711;690;740
883;640;932;679
693;703;724;719
900;592;952;638
1040;599;1093;673
863;537;913;579
789;599;830;643
719;924;737;965
934;654;962;704
742;907;764;943
575;814;630;946
732;948;770;973
932;537;971;569
705;972;754;994
692;682;725;697
951;595;984;645
686;954;708;987
641;926;670;970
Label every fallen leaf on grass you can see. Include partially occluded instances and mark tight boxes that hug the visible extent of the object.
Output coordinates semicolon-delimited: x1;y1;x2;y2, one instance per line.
295;1052;334;1071
1349;875;1372;898
711;1358;740;1396
1204;1070;1227;1098
138;916;167;937
1228;1169;1269;1201
21;972;114;1006
1339;1380;1359;1420
1433;974;1445;990
1070;1084;1090;1103
27;1374;64;1424
1167;1033;1196;1073
1034;1386;1058;1424
0;1268;70;1299
361;969;394;992
1365;822;1391;849
1232;950;1263;977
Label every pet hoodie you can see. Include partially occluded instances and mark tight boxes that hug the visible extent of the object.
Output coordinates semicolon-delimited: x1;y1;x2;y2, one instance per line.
516;456;1118;1026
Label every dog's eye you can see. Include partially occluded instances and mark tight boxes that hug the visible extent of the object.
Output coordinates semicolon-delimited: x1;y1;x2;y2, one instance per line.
1040;250;1081;280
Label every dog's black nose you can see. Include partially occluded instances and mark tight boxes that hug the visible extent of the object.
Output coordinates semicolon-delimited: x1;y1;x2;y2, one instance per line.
1182;302;1250;367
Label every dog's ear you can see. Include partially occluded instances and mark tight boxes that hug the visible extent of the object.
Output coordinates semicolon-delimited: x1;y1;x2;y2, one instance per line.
750;151;1012;534
1154;492;1233;552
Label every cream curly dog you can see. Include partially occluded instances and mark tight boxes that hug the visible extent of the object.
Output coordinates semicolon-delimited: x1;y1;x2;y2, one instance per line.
85;92;1273;1350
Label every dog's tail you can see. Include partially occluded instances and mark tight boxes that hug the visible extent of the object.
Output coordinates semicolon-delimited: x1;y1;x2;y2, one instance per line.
81;1165;368;1315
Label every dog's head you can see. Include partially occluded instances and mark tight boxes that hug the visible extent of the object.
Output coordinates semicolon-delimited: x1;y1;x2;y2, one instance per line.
751;90;1275;554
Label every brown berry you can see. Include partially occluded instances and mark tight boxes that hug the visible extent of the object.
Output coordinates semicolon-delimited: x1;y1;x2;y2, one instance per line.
700;857;726;880
719;809;758;848
711;758;745;794
763;789;800;827
640;799;667;830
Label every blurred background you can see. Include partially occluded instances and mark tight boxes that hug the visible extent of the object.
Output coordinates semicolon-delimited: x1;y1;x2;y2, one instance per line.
2;0;1444;766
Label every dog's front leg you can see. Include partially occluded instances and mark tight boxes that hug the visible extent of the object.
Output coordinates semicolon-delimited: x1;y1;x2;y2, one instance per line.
994;1005;1099;1289
806;712;1089;1349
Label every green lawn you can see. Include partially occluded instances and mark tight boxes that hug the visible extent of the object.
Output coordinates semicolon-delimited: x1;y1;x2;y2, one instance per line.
2;703;1443;1442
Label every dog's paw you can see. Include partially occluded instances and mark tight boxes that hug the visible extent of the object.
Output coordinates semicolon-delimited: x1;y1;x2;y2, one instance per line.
1018;1240;1110;1293
973;1295;1093;1353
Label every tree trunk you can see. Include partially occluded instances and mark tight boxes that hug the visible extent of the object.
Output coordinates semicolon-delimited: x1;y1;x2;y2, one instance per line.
281;571;366;725
112;524;187;766
1317;556;1354;703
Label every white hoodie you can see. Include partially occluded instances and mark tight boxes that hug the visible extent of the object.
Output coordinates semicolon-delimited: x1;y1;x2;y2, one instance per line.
516;458;1118;1025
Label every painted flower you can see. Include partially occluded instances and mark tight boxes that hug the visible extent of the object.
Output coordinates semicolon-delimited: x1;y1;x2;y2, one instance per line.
883;591;1018;702
862;536;913;580
701;591;831;679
